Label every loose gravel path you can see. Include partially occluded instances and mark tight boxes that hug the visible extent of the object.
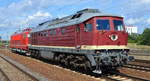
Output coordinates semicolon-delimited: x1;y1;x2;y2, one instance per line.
129;61;150;68
0;56;36;81
129;49;150;61
0;69;9;81
1;49;150;81
130;55;150;61
119;67;150;80
0;49;105;81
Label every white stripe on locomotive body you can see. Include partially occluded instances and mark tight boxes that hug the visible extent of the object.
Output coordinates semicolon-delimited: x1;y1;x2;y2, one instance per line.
32;9;122;33
30;45;128;50
81;45;128;50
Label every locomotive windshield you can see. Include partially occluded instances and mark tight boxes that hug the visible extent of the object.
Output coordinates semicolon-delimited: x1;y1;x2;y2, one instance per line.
113;20;124;31
96;20;110;30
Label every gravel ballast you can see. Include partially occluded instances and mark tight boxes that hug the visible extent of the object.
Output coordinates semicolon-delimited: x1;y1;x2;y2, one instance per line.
0;49;105;81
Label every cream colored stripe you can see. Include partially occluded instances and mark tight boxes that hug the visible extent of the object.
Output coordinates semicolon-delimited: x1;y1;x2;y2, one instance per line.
81;45;128;49
30;45;128;50
31;45;75;49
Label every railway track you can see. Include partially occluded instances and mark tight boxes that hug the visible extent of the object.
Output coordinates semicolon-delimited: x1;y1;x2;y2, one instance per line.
135;59;150;64
79;70;150;81
0;54;49;81
38;58;150;81
104;72;150;81
0;68;10;81
103;74;132;81
54;65;150;81
1;50;150;81
124;64;150;72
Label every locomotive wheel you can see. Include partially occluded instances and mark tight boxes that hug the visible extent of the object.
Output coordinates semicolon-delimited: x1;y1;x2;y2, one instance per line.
85;60;92;71
25;52;31;56
30;50;35;57
30;50;41;59
36;50;41;59
54;54;59;63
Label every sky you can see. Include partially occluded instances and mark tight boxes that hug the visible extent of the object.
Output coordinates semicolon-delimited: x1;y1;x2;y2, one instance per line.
0;0;150;40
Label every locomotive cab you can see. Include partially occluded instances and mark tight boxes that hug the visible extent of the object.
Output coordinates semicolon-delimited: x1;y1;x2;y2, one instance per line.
95;17;128;47
81;16;128;49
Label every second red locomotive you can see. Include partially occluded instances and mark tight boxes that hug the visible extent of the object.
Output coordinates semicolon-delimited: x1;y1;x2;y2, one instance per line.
10;9;134;74
10;28;31;54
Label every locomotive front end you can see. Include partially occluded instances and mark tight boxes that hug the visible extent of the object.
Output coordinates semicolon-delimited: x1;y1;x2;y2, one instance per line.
84;16;134;74
93;49;134;73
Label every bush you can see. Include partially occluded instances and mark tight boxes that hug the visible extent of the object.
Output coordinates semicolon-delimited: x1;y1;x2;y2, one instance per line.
137;28;150;45
128;33;139;43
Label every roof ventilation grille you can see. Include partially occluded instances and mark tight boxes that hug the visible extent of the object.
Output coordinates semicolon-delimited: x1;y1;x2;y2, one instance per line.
71;13;82;19
77;9;100;14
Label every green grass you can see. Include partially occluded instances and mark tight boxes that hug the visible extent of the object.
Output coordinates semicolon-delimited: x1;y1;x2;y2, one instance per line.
128;43;150;50
0;41;9;48
0;42;3;46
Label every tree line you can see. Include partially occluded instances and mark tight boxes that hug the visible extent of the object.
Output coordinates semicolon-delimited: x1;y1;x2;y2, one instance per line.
128;28;150;45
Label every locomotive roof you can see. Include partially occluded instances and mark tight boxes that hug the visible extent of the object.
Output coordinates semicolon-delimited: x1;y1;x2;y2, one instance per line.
32;9;122;32
12;28;31;35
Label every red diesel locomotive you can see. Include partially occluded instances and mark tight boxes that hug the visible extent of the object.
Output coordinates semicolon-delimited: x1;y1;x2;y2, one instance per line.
10;9;134;74
10;28;31;54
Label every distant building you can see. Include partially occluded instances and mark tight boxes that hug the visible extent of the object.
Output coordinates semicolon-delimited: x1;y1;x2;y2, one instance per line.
125;26;138;35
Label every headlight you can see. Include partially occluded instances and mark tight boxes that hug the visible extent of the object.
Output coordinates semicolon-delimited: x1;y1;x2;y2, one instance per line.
109;34;118;41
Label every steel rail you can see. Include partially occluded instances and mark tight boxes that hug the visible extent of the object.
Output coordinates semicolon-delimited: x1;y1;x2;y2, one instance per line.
0;68;11;81
0;54;49;81
124;64;150;72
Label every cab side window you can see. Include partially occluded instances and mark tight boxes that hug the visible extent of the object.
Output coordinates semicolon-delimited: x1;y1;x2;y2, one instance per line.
76;26;80;32
49;29;56;35
23;34;26;38
84;23;93;32
61;28;66;35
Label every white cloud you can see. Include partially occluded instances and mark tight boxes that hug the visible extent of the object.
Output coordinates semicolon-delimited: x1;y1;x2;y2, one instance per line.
120;0;150;18
0;0;86;29
139;0;150;4
28;11;51;20
0;0;149;40
20;11;52;27
125;18;143;25
146;18;150;24
0;24;6;27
